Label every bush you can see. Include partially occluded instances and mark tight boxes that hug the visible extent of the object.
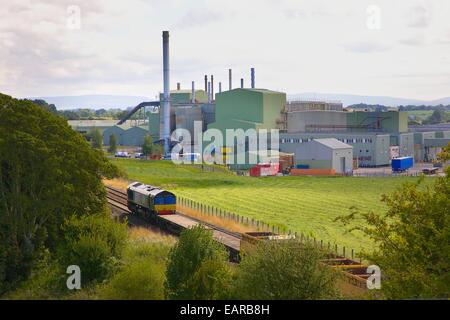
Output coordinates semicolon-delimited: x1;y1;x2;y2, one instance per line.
234;240;339;299
165;225;231;299
188;258;232;300
59;213;127;285
99;260;165;300
4;250;65;300
99;241;171;300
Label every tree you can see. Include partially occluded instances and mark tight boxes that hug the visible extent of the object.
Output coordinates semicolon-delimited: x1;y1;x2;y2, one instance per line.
0;93;121;293
59;213;127;284
165;225;231;299
337;152;450;299
89;128;103;149
424;110;446;124
233;240;338;299
142;135;153;156
108;134;117;154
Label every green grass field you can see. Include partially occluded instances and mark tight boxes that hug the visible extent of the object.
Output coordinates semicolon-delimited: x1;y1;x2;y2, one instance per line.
111;159;432;253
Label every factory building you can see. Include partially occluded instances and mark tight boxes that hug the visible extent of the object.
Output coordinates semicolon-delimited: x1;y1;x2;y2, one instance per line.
207;88;286;169
285;138;353;174
69;120;150;146
103;124;149;146
68;120;133;134
286;111;347;133
208;88;286;132
150;89;215;141
280;132;390;167
286;101;343;112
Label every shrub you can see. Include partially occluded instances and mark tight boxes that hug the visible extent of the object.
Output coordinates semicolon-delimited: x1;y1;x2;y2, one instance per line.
165;225;231;299
99;241;171;300
59;213;127;285
99;260;165;300
234;240;339;299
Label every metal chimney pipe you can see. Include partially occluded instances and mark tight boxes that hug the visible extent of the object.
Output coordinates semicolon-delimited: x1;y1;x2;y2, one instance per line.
240;78;244;88
162;30;170;155
228;69;232;90
219;82;222;93
211;75;214;101
204;75;208;92
207;81;211;103
251;68;255;89
191;81;195;103
177;82;180;90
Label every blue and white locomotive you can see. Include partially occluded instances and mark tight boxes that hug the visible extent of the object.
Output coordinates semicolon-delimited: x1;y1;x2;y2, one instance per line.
127;182;176;216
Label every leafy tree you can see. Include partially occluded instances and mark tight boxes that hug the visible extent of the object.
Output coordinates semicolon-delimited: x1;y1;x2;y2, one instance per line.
142;135;153;156
424;110;447;124
234;240;338;299
108;134;117;154
27;99;58;114
337;152;450;299
89;128;103;149
165;225;231;299
0;93;121;293
59;214;127;284
188;257;232;299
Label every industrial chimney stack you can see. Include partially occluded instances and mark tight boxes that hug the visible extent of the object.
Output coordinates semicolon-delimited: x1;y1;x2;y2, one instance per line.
251;68;255;89
228;69;232;91
191;81;195;103
204;75;208;92
240;78;244;89
211;75;214;101
162;31;170;155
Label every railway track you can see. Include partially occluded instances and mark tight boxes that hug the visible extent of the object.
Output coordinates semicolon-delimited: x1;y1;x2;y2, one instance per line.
105;185;369;292
105;185;241;254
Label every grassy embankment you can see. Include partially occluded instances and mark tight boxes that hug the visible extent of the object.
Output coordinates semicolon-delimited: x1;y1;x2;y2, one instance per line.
110;159;433;252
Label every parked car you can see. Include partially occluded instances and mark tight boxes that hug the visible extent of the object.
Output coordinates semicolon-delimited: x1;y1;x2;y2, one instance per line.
115;151;131;158
134;152;143;159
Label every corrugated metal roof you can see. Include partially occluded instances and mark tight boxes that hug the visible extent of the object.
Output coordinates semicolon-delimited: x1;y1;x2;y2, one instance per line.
68;120;133;129
313;138;352;149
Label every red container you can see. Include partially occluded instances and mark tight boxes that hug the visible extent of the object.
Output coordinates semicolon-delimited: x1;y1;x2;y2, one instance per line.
250;163;280;177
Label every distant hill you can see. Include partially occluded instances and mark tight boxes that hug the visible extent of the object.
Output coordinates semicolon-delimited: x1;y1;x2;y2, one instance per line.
29;93;450;110
287;92;450;107
28;95;152;110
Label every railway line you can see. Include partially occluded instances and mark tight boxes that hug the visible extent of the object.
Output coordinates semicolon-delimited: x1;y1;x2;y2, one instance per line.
105;185;369;293
106;185;241;256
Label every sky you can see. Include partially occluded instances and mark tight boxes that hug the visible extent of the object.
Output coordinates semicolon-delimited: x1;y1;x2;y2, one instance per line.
0;0;449;100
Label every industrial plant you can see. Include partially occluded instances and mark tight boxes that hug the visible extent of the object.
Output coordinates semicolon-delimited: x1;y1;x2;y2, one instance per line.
69;31;450;175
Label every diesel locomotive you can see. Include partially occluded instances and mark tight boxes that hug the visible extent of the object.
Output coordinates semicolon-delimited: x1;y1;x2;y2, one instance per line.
127;182;176;218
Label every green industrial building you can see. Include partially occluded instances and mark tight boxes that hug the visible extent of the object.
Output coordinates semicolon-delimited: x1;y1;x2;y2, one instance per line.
103;124;149;146
207;88;286;169
346;111;408;133
159;89;209;104
208;88;286;132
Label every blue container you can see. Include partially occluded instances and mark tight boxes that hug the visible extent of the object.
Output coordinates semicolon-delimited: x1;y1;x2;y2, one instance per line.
296;164;310;169
391;157;413;172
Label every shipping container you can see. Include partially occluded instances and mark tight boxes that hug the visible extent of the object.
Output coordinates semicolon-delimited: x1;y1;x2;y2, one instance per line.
391;156;413;172
249;163;280;177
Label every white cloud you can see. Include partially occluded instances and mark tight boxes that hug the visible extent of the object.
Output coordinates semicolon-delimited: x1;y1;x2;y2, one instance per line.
0;0;449;100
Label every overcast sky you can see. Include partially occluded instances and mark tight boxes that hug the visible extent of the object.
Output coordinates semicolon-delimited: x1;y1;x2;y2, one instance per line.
1;0;449;100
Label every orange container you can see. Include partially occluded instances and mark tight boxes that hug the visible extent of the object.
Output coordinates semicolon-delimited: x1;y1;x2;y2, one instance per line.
290;168;336;176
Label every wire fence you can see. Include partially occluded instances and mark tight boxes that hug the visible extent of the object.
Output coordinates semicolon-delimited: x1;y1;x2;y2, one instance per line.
176;195;363;263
